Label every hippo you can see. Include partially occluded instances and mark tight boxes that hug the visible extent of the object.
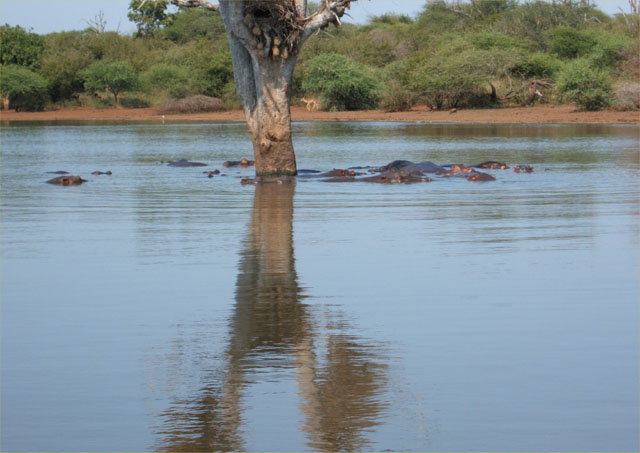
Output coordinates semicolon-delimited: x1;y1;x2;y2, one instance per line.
204;169;221;178
474;161;509;170
361;171;433;184
91;171;112;176
466;172;496;182
378;160;447;174
167;159;207;167
46;171;69;175
224;158;255;167
46;175;87;185
513;165;534;173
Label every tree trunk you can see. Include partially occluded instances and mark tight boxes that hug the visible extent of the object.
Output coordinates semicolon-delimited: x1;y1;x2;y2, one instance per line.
219;1;299;176
245;58;298;176
2;94;9;111
174;0;354;176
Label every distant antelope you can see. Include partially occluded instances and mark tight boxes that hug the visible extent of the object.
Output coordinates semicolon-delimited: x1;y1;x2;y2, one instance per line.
301;97;319;112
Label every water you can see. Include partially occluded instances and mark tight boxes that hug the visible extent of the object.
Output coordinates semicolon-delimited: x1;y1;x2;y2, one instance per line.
1;121;638;452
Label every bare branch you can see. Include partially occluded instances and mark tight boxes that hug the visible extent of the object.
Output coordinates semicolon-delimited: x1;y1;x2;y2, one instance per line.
302;0;355;41
170;0;219;12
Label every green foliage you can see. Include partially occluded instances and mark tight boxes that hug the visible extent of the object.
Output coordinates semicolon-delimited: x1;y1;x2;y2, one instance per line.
0;64;48;111
587;30;628;69
546;26;597;59
128;0;170;37
302;53;381;110
162;8;226;43
464;31;516;50
380;80;415;112
141;63;201;99
40;32;94;101
120;96;151;108
510;52;562;79
0;24;45;69
405;39;513;109
81;60;138;105
556;58;612;110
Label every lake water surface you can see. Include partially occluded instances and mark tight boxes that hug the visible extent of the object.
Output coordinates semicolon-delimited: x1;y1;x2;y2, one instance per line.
1;121;639;452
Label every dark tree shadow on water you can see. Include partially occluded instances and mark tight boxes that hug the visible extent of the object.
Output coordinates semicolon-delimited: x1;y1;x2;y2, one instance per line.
154;183;389;452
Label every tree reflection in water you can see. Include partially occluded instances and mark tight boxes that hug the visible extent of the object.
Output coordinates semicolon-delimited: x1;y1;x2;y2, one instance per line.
155;183;388;452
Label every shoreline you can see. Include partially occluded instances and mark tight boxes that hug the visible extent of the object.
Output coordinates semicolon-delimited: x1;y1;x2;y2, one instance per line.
1;104;638;125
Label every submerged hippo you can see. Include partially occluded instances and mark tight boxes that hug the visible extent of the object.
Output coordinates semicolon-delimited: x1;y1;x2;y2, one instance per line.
91;171;112;176
466;172;496;182
513;165;534;173
224;158;255;167
46;170;70;175
474;161;509;170
204;169;221;178
46;175;87;185
167;159;207;167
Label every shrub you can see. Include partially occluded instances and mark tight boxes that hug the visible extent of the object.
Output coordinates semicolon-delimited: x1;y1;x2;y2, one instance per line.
612;82;639;111
406;43;509;109
0;64;48;111
302;53;381;111
380;80;415;112
546;26;596;59
465;31;516;50
556;59;612;111
510;52;562;79
141;63;194;99
159;95;225;114
587;31;628;69
81;60;138;105
120;96;151;108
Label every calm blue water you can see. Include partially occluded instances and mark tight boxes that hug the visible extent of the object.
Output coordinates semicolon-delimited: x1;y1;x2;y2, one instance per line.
1;121;639;452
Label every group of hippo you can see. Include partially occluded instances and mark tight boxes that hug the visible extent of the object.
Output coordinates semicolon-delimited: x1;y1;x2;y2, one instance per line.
45;158;534;186
243;160;534;184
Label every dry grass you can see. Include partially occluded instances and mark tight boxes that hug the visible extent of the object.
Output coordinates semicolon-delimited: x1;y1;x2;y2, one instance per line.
613;82;640;111
159;95;226;114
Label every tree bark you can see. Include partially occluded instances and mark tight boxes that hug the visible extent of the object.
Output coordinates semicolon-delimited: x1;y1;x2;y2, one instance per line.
173;0;355;176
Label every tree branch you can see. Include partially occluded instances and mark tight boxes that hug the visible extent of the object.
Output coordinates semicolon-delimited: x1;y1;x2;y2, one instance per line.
170;0;219;12
302;0;355;41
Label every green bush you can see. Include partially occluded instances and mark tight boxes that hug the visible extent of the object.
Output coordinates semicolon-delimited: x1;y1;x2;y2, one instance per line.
0;64;48;111
120;96;151;108
141;63;195;99
587;31;628;69
547;26;596;59
510;52;562;79
302;53;381;111
380;80;415;112
81;60;138;105
406;42;511;109
465;31;516;50
556;58;612;110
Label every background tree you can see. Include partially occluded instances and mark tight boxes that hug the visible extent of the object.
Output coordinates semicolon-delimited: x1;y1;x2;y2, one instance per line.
0;64;48;111
128;0;171;37
81;60;138;105
0;24;45;69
